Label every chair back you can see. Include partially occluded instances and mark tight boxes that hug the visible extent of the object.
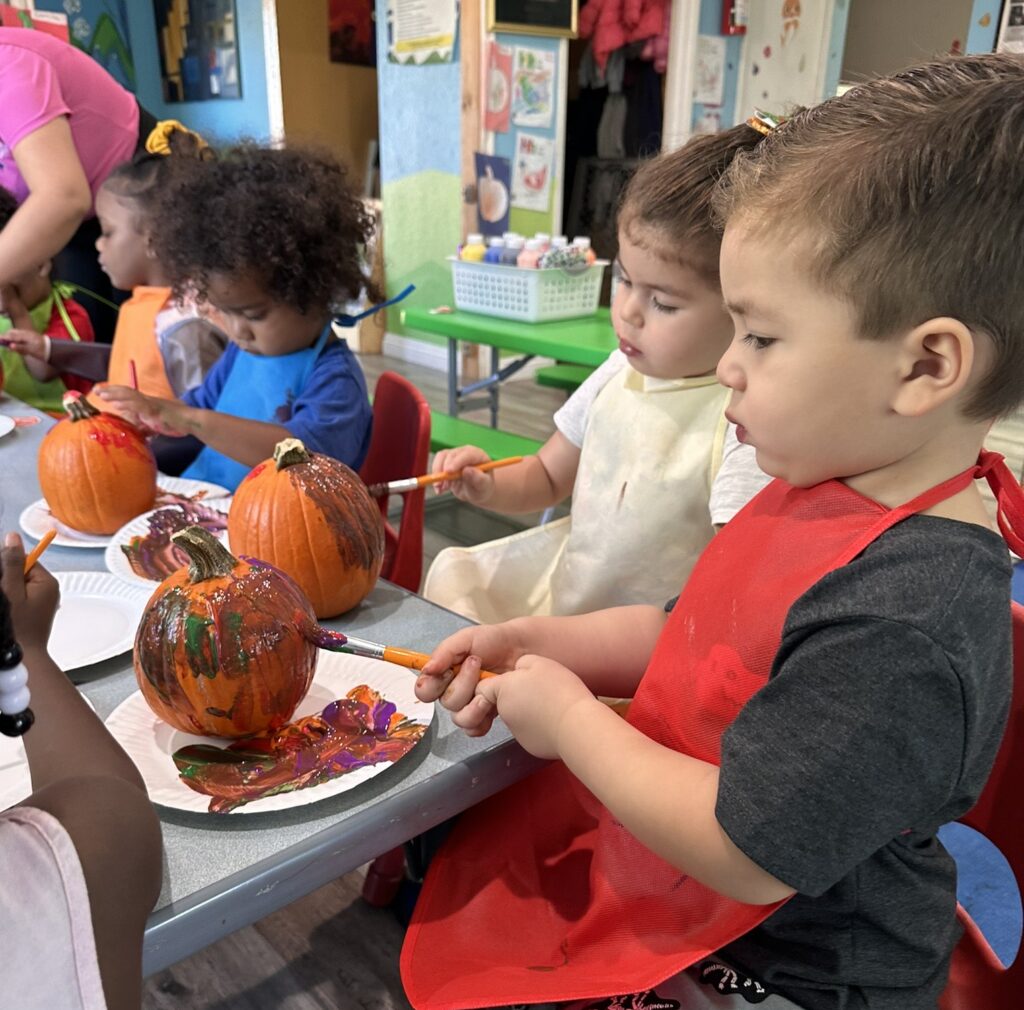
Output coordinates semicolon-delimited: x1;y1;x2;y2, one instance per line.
359;371;431;592
939;601;1024;1009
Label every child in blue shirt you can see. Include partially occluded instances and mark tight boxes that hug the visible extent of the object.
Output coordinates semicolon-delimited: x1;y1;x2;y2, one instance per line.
99;145;375;490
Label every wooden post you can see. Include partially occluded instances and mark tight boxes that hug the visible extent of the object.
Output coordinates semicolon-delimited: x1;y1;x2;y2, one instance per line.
459;0;483;381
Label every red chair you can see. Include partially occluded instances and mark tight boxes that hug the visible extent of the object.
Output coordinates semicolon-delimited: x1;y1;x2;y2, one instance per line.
939;602;1024;1009
359;371;431;593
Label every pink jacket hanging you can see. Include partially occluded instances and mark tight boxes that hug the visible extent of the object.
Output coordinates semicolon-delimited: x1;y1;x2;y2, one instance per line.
579;0;670;70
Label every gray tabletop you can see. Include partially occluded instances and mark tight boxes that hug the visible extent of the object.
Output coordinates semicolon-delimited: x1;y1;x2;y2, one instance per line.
0;396;543;975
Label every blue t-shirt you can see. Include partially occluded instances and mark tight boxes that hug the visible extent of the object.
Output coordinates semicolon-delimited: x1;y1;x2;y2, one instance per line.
182;337;372;470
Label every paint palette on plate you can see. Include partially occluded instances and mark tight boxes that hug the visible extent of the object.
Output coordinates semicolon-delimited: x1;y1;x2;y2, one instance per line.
105;499;232;588
104;652;434;815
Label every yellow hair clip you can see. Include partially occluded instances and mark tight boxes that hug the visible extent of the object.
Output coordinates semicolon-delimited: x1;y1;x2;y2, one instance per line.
144;119;208;157
746;109;783;136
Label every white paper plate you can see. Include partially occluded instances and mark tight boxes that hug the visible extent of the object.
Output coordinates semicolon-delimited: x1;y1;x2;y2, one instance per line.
156;474;230;500
105;651;435;815
104;499;232;589
48;572;150;670
19;499;113;548
0;415;15;440
0;696;97;811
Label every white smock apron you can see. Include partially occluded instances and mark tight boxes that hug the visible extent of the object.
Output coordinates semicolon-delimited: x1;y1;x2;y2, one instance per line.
423;368;729;622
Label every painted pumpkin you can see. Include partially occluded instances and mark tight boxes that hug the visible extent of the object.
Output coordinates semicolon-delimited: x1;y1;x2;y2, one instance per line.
134;526;319;738
37;391;156;534
227;438;385;618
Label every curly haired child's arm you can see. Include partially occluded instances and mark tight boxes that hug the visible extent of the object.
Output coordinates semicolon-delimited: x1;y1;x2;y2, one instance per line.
97;385;290;465
432;431;581;512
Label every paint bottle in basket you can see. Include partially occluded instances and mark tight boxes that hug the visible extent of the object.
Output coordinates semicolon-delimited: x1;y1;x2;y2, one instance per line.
534;232;551;252
517;238;543;269
572;236;597;265
484;237;505;264
501;235;525;266
460;233;486;262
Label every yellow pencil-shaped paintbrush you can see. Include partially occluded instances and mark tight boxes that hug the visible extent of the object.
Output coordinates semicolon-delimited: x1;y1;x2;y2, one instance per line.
316;629;498;680
365;455;523;497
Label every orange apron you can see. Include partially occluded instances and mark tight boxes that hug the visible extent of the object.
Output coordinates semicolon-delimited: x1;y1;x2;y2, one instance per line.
89;286;175;414
401;452;1024;1010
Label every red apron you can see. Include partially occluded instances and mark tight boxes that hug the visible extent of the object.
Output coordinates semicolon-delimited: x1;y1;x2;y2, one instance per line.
401;452;1024;1010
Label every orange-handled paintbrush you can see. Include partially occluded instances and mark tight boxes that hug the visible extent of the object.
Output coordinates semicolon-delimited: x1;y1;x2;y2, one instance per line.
23;529;56;574
316;629;498;680
365;456;523;497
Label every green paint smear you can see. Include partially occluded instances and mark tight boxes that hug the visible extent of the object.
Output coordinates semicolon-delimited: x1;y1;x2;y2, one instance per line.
184;612;220;680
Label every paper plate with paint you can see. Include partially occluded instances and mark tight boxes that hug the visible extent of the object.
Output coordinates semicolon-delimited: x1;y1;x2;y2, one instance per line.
19;499;113;548
104;651;435;815
105;498;232;589
0;695;97;811
155;474;230;501
48;572;151;671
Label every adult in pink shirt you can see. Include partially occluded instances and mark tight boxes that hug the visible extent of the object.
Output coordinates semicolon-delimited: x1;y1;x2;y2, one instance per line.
0;28;154;340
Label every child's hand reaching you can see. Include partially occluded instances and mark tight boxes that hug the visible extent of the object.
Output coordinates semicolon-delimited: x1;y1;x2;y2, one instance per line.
431;445;496;503
0;327;48;360
95;385;190;437
1;532;60;654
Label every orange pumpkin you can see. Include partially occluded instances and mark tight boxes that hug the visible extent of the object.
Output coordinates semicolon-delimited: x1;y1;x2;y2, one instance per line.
134;526;318;738
38;391;156;534
227;438;385;618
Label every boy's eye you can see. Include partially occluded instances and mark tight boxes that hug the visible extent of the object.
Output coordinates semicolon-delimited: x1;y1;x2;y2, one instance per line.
651;296;678;314
742;333;775;351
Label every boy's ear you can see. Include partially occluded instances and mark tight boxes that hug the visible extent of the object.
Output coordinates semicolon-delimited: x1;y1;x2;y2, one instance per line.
891;317;976;418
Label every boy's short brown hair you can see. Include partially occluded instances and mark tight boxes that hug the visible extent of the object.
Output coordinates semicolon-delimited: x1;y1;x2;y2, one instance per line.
618;123;763;285
715;53;1024;420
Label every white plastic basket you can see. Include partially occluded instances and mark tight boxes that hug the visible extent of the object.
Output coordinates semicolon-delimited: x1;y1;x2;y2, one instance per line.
449;256;608;323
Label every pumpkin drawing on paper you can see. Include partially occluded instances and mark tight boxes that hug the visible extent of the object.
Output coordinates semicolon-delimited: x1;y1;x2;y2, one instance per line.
134;526;319;738
227;438;385;618
37;391;156;534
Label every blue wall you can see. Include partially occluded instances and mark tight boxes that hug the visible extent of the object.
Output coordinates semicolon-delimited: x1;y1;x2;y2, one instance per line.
691;0;744;131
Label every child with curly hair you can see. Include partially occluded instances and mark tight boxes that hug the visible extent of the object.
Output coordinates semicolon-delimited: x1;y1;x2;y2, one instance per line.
98;145;376;491
3;125;227;431
0;184;95;413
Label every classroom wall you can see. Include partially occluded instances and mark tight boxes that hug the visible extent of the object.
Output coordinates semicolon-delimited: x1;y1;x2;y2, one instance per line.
841;0;974;81
275;0;379;190
124;0;272;143
374;0;462;342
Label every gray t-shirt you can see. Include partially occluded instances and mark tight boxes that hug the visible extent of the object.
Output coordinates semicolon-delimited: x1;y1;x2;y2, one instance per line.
715;516;1012;1010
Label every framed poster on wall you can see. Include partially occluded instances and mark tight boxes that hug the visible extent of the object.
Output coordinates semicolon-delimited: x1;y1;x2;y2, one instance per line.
486;0;577;39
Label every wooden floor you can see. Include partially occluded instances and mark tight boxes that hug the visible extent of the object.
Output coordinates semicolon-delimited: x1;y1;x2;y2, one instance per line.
142;349;567;1009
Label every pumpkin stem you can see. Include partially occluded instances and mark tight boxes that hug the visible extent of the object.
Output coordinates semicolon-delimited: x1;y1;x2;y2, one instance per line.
62;390;100;423
171;526;238;582
273;438;312;470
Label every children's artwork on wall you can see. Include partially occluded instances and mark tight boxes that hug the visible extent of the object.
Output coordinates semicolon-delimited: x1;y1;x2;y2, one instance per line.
0;2;67;41
153;0;241;102
694;34;726;106
511;45;555;129
329;0;376;66
511;131;553;212
780;0;801;46
474;152;512;236
694;108;722;135
485;42;512;133
386;0;456;64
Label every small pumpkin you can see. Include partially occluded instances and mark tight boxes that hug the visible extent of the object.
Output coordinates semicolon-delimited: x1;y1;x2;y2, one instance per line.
38;391;156;534
227;438;385;618
134;526;319;738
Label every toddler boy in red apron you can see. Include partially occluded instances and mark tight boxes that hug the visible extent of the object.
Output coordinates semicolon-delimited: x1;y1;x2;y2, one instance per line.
402;54;1024;1010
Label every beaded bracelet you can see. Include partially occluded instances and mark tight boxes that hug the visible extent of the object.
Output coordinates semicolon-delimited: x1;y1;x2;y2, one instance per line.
0;641;34;738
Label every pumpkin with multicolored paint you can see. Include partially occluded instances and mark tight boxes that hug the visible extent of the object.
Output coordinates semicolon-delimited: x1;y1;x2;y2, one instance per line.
227;438;385;618
38;391;156;534
134;526;318;738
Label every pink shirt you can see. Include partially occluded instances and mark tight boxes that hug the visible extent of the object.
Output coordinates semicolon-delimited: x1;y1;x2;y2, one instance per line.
0;28;138;210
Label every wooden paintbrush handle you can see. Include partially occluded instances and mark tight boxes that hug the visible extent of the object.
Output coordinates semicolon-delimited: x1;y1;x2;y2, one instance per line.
381;646;498;680
420;455;524;488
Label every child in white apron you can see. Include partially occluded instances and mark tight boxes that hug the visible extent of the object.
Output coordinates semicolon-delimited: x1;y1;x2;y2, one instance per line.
97;145;385;491
424;126;772;621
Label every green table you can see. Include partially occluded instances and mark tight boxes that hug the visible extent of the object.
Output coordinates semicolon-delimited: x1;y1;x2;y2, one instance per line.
402;306;617;426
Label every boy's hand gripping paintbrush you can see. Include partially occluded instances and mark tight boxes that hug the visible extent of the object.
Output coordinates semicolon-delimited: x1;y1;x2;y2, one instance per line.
314;628;498;681
365;456;523;497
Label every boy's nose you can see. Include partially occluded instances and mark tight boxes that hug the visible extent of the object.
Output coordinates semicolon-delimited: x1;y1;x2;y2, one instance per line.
716;339;744;389
617;288;643;328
